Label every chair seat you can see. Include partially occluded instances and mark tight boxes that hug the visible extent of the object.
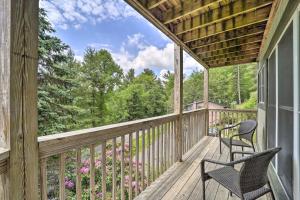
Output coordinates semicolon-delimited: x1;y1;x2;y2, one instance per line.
208;166;242;197
221;138;252;147
208;167;272;200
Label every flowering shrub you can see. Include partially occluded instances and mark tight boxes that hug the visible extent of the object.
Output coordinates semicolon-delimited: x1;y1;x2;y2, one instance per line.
60;142;148;199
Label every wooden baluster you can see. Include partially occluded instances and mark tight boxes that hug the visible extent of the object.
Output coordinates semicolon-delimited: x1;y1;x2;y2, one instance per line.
164;123;167;171
90;145;95;200
166;122;170;168
59;153;66;200
156;126;160;177
147;128;151;186
129;134;133;200
160;124;164;173
173;120;176;163
141;129;145;191
102;141;106;200
152;126;155;181
112;138;117;200
170;121;174;164
40;158;48;200
135;131;140;196
76;149;82;200
121;136;125;200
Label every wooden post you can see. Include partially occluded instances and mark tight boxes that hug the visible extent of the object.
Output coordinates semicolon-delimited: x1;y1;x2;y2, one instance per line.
0;0;39;199
174;43;183;162
204;69;209;136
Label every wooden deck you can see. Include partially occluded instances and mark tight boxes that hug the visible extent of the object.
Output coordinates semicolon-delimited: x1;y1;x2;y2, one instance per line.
136;136;271;200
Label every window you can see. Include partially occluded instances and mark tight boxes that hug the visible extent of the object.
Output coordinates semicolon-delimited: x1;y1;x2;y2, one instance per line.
277;23;294;198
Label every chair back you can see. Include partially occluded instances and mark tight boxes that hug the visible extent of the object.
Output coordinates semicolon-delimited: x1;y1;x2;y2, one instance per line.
238;120;257;142
239;147;281;194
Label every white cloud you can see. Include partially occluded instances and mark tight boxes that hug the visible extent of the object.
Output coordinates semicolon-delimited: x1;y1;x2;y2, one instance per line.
40;0;141;30
111;38;204;75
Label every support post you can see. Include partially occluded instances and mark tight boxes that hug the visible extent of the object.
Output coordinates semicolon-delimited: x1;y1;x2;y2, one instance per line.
174;43;183;162
0;0;39;199
204;69;209;136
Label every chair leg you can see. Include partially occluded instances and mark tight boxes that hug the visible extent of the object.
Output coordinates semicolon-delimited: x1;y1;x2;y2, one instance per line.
241;146;244;157
202;180;206;200
268;181;275;200
229;146;232;161
219;139;222;154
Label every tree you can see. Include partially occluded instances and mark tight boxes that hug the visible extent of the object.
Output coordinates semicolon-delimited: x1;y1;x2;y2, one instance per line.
75;48;123;127
38;9;80;135
183;70;204;105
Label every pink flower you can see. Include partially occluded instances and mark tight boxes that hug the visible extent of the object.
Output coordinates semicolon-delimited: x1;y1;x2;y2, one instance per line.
64;179;75;189
80;166;90;174
96;192;103;198
95;160;102;168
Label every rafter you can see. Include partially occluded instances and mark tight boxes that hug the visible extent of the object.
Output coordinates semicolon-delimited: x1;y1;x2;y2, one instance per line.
202;49;259;62
174;0;273;35
189;29;265;49
208;58;257;68
163;0;224;24
180;6;271;43
147;0;168;9
194;39;262;55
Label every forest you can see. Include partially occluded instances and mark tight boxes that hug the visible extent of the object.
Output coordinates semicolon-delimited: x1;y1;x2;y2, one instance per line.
38;9;257;136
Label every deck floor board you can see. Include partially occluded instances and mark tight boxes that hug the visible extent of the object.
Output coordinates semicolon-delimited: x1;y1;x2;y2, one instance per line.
136;136;271;200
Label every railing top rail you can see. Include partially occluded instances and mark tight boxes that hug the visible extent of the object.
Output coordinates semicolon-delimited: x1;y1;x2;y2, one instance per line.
38;113;178;158
182;108;206;115
208;108;257;113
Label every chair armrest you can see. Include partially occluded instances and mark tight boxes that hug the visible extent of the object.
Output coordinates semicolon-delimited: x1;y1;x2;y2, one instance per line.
231;151;254;160
219;123;240;138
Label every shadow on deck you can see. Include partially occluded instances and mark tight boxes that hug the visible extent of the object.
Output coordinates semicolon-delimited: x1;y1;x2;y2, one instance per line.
136;136;271;200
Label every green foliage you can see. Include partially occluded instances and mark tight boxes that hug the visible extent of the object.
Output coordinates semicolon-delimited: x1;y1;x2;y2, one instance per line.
73;48;123;128
38;9;80;135
106;69;167;123
183;70;204;105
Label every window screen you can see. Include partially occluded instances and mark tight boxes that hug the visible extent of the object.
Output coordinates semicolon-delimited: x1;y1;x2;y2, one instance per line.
277;23;294;198
267;52;276;155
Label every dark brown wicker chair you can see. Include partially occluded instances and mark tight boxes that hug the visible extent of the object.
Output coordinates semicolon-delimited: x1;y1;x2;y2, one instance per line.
219;120;257;161
201;147;281;200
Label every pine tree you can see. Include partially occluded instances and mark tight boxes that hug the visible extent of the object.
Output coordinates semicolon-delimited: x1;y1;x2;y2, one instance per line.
38;9;80;135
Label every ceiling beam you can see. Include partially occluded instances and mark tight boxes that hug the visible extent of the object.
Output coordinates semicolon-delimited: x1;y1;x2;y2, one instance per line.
174;0;273;35
208;58;257;68
125;0;210;69
194;38;262;54
180;6;271;43
163;0;224;24
189;28;265;49
202;49;259;62
197;43;261;57
147;0;168;9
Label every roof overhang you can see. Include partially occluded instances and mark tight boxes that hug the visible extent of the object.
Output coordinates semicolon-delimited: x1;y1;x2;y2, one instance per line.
125;0;278;68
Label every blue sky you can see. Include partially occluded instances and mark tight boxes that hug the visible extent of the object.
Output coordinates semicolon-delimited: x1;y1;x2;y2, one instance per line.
40;0;204;78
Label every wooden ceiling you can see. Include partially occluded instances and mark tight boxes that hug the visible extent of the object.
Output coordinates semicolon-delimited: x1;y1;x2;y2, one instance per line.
125;0;276;68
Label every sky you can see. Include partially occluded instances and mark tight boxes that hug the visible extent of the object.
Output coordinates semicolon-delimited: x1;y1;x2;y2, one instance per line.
40;0;204;79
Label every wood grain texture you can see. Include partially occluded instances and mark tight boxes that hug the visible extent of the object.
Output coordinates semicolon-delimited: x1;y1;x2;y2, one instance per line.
38;114;178;158
76;149;82;200
174;44;183;162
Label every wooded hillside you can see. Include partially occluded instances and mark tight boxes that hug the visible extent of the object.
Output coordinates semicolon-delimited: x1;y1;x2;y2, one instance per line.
38;9;257;136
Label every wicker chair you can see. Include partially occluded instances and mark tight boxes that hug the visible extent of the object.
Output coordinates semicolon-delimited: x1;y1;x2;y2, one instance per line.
201;147;281;200
219;120;257;161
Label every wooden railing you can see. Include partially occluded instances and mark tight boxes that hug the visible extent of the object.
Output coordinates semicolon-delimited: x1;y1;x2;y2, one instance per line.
37;109;207;200
38;114;178;200
182;109;206;155
208;109;257;136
